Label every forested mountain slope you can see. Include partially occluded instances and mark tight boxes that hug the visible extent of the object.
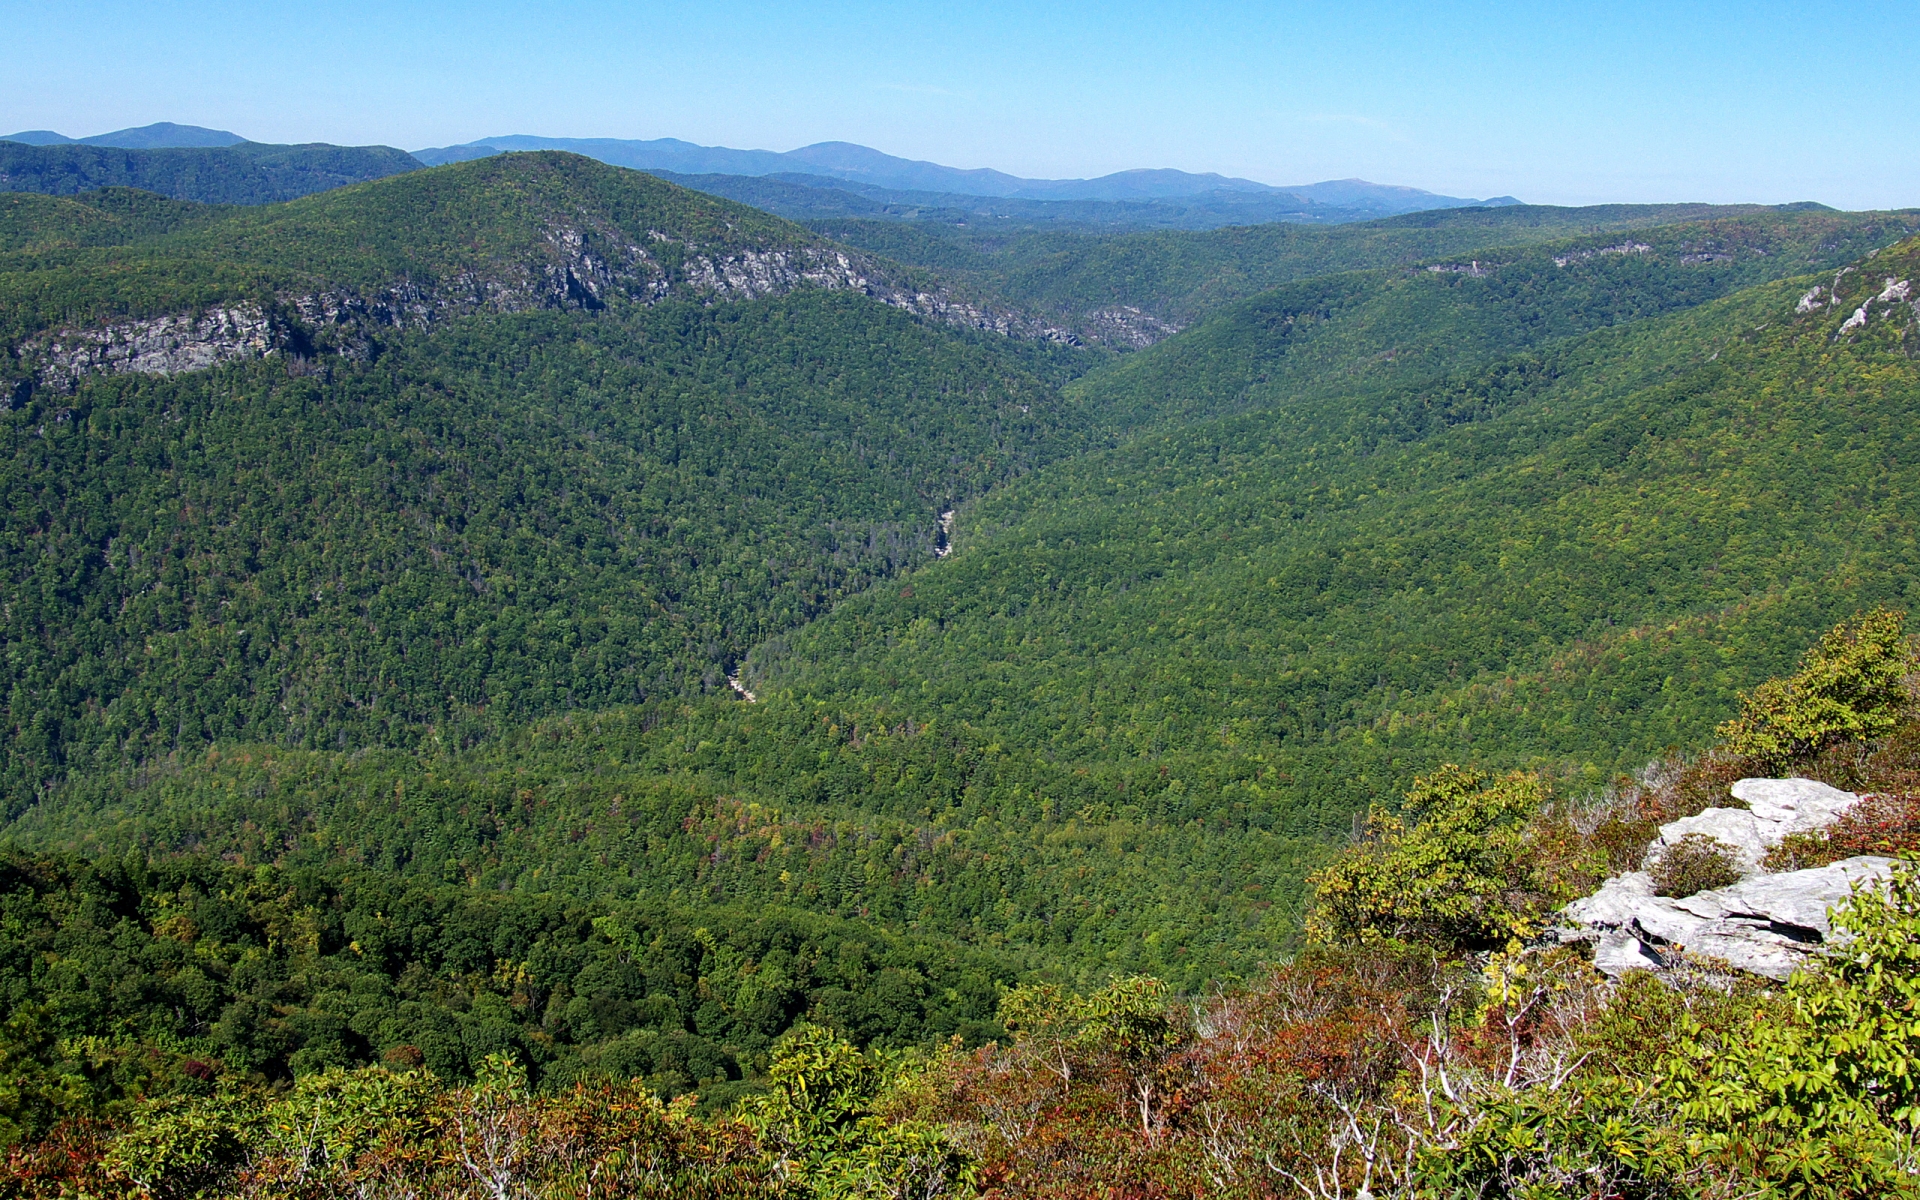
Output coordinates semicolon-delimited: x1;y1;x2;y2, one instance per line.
14;238;1919;989
0;848;1014;1095
0;154;1098;802
1066;207;1919;430
0;293;1085;800
0;152;1056;397
756;236;1920;818
808;203;1908;347
0;139;421;204
0;188;236;252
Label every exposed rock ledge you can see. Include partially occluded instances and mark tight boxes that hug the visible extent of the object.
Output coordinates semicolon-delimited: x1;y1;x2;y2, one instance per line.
29;306;278;389
1556;777;1901;980
10;233;1077;395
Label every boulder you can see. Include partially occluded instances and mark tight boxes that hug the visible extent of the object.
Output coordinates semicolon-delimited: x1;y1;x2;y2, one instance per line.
1682;856;1896;940
1593;928;1664;974
1555;775;1897;981
1730;777;1861;832
1648;807;1772;874
1644;777;1861;876
1564;856;1896;981
1561;871;1656;933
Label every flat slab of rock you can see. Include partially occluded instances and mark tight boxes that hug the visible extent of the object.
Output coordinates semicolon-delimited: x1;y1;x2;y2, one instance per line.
1563;855;1899;979
1652;807;1774;873
1593;927;1664;974
1677;856;1896;940
1646;777;1860;876
1561;872;1656;933
1731;777;1861;832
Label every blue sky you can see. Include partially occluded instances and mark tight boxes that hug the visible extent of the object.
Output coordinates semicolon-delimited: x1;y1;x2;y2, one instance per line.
6;0;1916;208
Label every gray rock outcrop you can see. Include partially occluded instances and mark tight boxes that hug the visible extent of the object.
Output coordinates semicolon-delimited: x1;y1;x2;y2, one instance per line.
1558;777;1900;980
12;221;1078;395
1642;777;1860;874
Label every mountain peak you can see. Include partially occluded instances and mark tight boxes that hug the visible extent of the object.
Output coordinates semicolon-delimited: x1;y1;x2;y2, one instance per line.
78;122;246;149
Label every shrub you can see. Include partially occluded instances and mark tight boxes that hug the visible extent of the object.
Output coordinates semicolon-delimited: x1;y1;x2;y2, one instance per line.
1660;866;1920;1197
1767;792;1920;871
1307;765;1557;951
744;1025;973;1199
1650;833;1745;898
1716;608;1915;773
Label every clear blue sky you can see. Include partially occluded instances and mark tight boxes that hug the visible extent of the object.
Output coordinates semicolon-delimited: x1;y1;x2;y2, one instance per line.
6;0;1916;208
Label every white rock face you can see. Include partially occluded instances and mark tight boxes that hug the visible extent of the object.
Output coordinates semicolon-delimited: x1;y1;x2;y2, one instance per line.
32;306;275;390
1732;777;1861;832
1649;807;1773;874
1557;778;1899;980
1643;777;1862;876
16;226;1081;393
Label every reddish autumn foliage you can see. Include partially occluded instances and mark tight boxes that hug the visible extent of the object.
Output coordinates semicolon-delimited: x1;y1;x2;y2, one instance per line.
0;1119;122;1199
1769;791;1920;870
231;1075;774;1200
923;948;1590;1200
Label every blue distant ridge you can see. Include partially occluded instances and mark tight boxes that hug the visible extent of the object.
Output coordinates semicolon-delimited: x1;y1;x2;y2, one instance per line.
1;124;1518;214
4;122;247;149
415;134;1518;214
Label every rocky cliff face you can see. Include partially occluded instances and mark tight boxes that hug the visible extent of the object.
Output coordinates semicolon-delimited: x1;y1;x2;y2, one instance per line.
29;306;277;390
1557;777;1901;980
11;218;1073;394
1077;306;1183;350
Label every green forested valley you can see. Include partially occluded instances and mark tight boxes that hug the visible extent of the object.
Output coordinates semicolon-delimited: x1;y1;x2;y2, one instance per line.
2;150;1919;1197
0;292;1085;793
806;201;1905;345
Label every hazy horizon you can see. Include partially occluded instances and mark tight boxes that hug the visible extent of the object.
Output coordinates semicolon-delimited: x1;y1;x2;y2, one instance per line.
5;0;1917;209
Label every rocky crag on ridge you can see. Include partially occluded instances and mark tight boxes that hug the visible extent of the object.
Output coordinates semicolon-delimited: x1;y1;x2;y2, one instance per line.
7;152;1076;397
1558;777;1899;979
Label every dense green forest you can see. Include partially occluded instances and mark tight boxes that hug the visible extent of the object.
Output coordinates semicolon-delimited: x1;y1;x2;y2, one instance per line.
20;235;1912;992
6;617;1920;1198
0;140;421;205
1074;208;1916;430
806;202;1911;343
0;849;1010;1110
755;250;1920;820
0;292;1085;797
1;153;1919;1194
0;189;238;254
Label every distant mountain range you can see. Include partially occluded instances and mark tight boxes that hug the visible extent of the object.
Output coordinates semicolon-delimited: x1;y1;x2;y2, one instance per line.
2;121;247;149
415;135;1519;215
0;122;420;205
1;123;1520;220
